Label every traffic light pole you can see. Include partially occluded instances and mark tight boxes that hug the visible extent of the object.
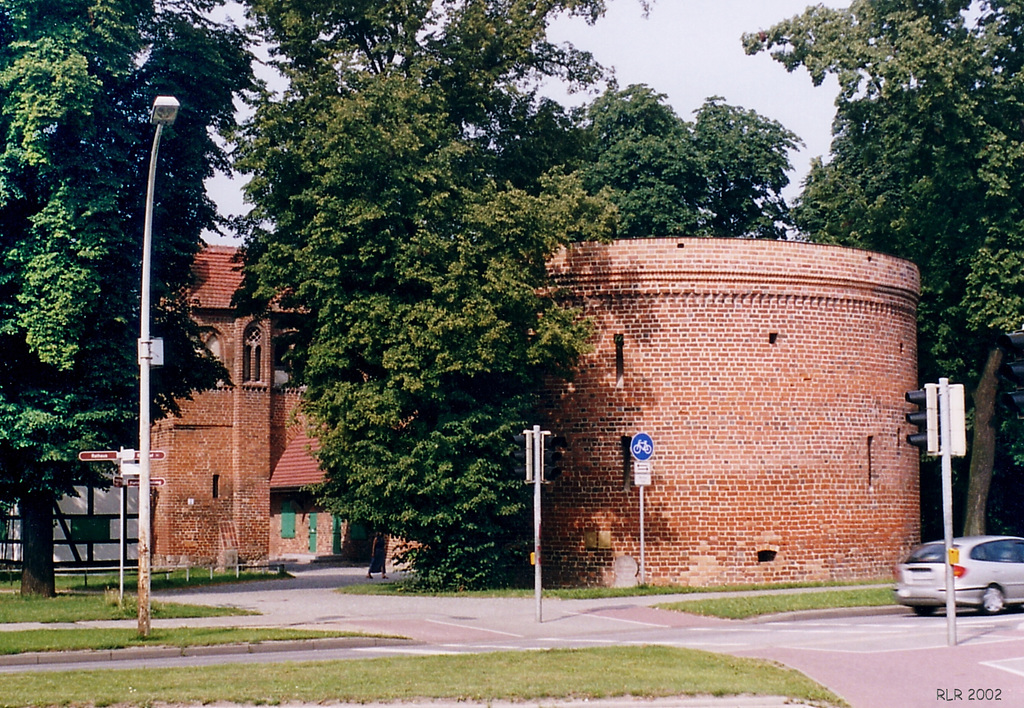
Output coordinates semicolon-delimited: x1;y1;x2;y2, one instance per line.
939;378;957;647
533;425;544;623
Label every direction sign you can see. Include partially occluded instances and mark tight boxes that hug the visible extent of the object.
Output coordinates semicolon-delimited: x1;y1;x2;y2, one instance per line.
132;450;166;461
114;476;166;488
633;461;653;486
79;450;119;461
630;433;654;461
79;450;166;461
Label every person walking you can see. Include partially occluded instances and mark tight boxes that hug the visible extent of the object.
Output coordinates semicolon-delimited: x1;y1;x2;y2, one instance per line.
367;531;387;579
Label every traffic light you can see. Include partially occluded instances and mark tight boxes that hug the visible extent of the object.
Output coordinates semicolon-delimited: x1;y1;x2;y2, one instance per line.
998;331;1024;416
513;432;533;482
542;435;567;482
906;384;939;455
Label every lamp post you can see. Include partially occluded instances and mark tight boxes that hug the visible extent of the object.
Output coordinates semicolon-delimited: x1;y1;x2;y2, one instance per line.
138;95;178;636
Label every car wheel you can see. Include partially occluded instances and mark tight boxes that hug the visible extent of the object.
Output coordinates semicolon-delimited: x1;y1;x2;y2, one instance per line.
982;586;1005;614
912;606;937;616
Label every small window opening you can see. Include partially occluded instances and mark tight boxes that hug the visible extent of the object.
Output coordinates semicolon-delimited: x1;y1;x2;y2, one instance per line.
212;474;220;499
620;435;632;492
757;549;777;563
768;332;779;345
867;435;875;489
614;333;624;389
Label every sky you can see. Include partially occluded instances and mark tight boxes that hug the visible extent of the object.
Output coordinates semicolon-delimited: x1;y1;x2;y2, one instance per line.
204;0;850;242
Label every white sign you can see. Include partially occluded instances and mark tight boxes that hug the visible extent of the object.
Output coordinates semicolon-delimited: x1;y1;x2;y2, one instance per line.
633;461;652;486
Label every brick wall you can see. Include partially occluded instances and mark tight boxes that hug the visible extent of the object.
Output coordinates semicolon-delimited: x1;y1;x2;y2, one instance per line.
539;238;922;587
151;311;297;566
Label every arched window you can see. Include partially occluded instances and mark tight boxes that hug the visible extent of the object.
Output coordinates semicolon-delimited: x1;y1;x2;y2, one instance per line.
243;326;263;383
205;333;222;362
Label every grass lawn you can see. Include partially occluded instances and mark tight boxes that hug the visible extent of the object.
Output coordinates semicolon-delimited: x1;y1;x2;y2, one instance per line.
657;586;897;619
0;626;368;655
0;567;290;594
0;592;253;624
0;645;847;708
340;577;892;600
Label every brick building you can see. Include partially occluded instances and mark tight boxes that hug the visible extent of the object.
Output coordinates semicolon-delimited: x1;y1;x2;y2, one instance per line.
142;238;920;584
149;246;365;566
539;237;922;587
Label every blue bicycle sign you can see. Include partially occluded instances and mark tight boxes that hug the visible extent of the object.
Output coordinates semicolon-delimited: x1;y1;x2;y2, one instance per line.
630;433;654;461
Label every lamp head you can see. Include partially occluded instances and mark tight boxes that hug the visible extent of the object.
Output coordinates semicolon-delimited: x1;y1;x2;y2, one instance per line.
150;96;180;125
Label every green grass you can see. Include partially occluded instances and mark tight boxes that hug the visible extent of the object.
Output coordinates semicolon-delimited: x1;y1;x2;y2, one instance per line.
0;645;847;708
658;586;897;619
0;567;290;593
341;577;891;600
0;626;367;655
0;592;253;624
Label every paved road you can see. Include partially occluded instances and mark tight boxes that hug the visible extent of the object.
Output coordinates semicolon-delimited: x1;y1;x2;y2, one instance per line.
3;564;1024;708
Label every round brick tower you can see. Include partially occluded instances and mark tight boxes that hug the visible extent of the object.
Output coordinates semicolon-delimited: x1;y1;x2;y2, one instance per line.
540;237;921;587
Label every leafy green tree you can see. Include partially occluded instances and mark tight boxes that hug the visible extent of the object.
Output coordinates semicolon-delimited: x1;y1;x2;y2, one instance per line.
580;85;799;239
237;0;621;588
745;0;1024;536
0;0;251;595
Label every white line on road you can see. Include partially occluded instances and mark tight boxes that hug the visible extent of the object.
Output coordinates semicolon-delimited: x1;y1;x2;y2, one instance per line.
352;647;459;656
564;612;670;628
980;657;1024;679
423;619;523;638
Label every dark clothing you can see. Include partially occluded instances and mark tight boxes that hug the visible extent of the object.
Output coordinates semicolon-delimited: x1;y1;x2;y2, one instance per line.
369;533;387;575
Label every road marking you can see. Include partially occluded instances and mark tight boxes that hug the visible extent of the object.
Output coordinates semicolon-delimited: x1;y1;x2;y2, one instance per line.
980;656;1024;679
423;619;523;638
564;611;671;628
352;647;458;656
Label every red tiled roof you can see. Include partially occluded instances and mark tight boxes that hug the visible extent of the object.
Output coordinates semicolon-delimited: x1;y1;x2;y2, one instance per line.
271;433;325;489
192;245;243;310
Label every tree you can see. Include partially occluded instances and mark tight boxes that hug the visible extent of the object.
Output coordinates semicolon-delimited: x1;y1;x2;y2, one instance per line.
237;0;622;588
580;85;800;239
0;0;252;595
745;0;1024;537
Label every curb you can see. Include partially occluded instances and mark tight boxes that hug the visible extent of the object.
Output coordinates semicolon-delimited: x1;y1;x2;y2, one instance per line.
0;636;414;668
747;603;910;624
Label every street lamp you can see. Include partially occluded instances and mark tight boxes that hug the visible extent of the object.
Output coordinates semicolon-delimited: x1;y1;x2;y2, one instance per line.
138;95;178;636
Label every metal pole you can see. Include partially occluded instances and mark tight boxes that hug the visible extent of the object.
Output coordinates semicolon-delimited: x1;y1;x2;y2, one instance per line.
137;122;163;637
533;425;543;623
939;377;957;646
639;485;645;585
119;482;125;604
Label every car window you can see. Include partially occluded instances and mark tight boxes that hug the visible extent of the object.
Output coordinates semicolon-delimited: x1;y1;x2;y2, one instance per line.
971;540;1018;563
906;543;945;563
1014;541;1024;563
971;542;992;562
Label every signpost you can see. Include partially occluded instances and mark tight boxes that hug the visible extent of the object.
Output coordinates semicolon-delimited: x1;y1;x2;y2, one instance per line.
79;448;167;603
630;433;654;585
906;378;967;647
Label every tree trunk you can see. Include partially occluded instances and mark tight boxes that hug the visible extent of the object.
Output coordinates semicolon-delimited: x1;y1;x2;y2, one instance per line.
20;492;55;597
963;347;1001;537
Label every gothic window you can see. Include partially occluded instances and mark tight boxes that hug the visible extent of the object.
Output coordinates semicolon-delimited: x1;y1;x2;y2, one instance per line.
243;326;263;383
205;332;222;362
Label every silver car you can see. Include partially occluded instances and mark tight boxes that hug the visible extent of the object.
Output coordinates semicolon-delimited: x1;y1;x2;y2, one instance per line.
895;535;1024;615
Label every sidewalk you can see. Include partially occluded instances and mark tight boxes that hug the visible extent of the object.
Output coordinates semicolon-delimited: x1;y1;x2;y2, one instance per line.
0;565;880;707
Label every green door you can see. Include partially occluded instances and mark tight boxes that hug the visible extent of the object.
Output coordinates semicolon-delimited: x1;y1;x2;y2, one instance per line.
308;512;318;553
332;515;343;555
